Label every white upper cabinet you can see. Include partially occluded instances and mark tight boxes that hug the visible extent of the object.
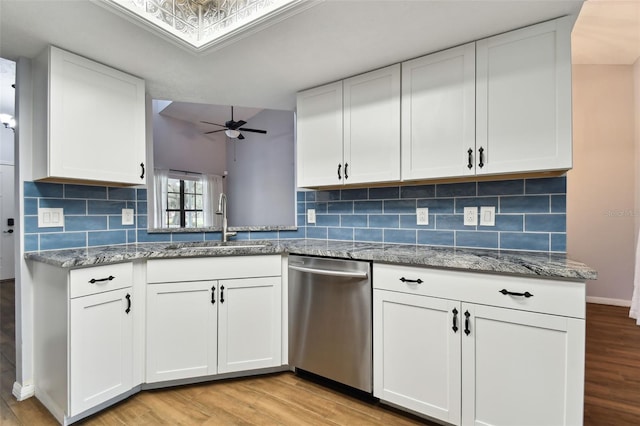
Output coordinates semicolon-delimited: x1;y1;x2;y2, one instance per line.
296;65;400;187
296;81;343;187
343;64;401;184
475;17;573;175
33;46;146;186
401;43;476;180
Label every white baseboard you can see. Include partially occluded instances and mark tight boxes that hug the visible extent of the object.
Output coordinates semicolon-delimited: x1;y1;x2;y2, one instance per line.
586;296;632;307
12;381;35;401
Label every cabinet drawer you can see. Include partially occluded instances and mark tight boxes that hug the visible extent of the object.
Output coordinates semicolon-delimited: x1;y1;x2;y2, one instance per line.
373;263;585;319
147;255;281;283
69;262;133;299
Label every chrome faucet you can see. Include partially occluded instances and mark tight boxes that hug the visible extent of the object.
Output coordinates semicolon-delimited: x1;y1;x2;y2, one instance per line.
216;192;237;242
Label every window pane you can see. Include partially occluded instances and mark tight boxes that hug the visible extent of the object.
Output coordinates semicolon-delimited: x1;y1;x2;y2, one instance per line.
184;180;195;193
184;194;195;210
167;211;180;228
167;193;180;210
185;211;197;228
195;211;203;227
167;178;181;193
195;181;203;193
195;194;203;210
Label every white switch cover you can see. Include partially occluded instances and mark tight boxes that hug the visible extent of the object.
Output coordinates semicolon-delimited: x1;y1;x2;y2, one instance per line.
122;208;135;225
463;207;478;226
416;208;429;225
307;208;316;224
38;207;64;228
480;206;496;226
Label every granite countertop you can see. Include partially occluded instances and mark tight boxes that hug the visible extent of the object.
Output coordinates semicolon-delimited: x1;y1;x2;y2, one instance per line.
24;239;597;281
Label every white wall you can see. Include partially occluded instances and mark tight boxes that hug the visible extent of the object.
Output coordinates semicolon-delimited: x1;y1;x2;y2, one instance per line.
0;58;15;165
226;109;295;226
568;65;636;303
635;58;640;244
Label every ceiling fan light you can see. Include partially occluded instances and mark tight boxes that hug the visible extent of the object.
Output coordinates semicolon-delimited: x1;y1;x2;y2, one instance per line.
225;129;240;138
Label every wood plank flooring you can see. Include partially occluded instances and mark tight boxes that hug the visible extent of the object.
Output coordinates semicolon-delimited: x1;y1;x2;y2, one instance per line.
1;280;639;425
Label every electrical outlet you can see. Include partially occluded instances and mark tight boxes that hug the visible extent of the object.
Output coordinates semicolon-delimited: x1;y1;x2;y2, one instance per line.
307;208;316;224
480;206;496;226
463;207;478;226
38;207;64;228
122;208;135;225
416;208;429;225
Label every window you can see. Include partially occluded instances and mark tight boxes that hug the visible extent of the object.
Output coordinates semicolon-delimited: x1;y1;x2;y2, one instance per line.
165;177;204;228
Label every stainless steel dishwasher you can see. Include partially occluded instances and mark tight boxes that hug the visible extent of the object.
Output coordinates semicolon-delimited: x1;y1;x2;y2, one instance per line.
288;255;372;393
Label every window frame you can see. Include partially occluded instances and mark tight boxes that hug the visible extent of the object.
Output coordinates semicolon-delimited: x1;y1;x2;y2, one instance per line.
165;175;204;228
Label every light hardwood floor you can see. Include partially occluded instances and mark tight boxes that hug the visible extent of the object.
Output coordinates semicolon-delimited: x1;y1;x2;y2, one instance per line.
1;280;639;425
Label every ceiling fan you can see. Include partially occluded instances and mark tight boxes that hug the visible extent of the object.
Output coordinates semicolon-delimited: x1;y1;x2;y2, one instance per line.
201;106;267;140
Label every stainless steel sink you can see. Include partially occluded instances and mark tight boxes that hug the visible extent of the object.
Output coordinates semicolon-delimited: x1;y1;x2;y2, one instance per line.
165;241;270;250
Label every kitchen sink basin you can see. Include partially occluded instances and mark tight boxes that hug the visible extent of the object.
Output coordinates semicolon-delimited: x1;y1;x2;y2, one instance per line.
165;241;270;250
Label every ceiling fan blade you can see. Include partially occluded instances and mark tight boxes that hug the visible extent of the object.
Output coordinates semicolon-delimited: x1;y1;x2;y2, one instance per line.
200;120;225;127
239;127;267;134
237;133;245;140
204;129;226;134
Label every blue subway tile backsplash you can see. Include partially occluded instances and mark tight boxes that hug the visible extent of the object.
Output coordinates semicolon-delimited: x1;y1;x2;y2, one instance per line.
24;176;567;253
299;176;567;253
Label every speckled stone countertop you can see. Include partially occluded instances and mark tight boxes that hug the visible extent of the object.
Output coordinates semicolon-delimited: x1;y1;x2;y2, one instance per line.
24;239;597;281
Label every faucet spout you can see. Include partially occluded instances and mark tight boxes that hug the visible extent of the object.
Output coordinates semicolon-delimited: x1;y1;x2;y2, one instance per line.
217;193;237;242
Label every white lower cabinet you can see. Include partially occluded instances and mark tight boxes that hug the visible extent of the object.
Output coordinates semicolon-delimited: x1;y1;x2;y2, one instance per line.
374;290;461;424
373;264;586;426
69;288;133;415
33;261;137;424
145;256;282;384
146;281;218;382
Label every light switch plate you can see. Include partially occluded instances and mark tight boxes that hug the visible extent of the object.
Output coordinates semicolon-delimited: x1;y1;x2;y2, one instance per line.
38;207;64;228
307;208;316;224
480;206;496;226
416;208;429;225
463;207;478;226
122;208;135;225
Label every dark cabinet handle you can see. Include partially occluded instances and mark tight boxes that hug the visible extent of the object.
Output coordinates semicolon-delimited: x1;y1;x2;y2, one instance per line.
467;148;473;169
220;285;225;303
464;310;471;336
344;163;349;180
478;147;485;168
125;293;131;314
452;308;459;333
89;275;115;284
399;277;423;284
3;229;13;234
499;289;534;298
211;286;216;304
140;162;145;179
337;163;342;180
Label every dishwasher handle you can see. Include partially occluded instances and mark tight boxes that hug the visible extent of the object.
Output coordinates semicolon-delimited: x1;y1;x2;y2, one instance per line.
288;264;369;279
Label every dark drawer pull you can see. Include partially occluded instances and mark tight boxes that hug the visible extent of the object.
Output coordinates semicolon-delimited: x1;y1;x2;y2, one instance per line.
89;275;115;284
400;277;423;284
464;310;471;336
499;289;533;298
452;308;459;333
125;293;131;314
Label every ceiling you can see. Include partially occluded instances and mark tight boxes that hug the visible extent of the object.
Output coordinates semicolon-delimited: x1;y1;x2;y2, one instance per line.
0;0;585;111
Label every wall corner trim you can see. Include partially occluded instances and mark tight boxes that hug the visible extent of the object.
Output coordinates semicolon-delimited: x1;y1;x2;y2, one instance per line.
12;380;35;401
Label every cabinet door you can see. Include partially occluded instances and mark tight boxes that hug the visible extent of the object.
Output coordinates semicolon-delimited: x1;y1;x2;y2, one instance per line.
69;288;133;416
401;43;476;180
461;304;585;426
344;64;400;184
373;289;461;425
48;46;146;185
296;82;344;187
217;277;282;374
476;17;572;175
146;281;217;383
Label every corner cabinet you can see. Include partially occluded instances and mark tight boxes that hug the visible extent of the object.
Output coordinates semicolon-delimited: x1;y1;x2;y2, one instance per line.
373;263;585;426
33;262;138;424
32;46;146;186
145;256;282;383
296;64;400;187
